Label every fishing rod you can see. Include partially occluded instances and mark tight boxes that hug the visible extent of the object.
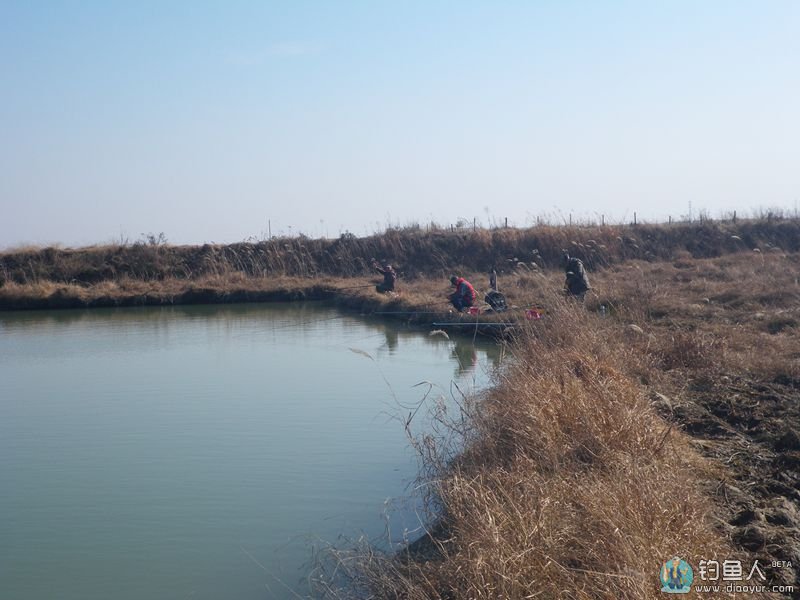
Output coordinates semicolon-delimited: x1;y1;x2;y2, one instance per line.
431;322;516;327
331;284;375;291
373;311;444;315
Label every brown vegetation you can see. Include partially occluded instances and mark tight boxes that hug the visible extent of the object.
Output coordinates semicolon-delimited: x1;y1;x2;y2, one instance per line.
315;252;799;598
318;310;733;598
2;219;799;291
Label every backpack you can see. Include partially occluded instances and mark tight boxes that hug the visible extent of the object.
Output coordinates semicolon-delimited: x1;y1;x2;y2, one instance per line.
484;290;508;312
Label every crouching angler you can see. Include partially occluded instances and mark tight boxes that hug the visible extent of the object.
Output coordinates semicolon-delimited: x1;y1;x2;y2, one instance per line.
373;260;397;293
562;252;590;300
449;276;476;311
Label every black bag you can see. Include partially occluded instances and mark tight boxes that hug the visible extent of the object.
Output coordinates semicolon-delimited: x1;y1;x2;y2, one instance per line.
484;290;508;312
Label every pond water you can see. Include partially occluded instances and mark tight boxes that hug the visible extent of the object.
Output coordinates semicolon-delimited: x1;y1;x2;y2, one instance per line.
0;303;500;599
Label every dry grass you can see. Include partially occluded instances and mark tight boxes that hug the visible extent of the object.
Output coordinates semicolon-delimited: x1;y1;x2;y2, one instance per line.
312;252;800;599
2;218;799;288
589;252;800;383
314;301;777;599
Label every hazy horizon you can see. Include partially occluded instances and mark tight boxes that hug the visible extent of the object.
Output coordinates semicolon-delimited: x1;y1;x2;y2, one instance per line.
2;1;798;248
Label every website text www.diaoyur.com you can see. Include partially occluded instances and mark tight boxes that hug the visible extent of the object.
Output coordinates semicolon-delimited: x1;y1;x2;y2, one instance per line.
694;583;794;594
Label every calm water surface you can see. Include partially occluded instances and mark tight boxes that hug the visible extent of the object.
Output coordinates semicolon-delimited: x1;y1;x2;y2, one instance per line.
0;303;500;599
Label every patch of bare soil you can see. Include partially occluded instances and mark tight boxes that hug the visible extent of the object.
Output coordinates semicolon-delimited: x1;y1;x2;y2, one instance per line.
652;374;800;591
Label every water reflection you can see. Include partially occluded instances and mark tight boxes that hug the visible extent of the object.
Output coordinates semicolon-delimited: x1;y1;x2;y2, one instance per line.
0;303;504;377
382;325;399;353
452;339;480;374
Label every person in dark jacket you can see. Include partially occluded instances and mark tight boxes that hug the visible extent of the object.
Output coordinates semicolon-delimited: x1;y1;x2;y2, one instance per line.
562;251;590;300
373;260;397;293
449;275;476;311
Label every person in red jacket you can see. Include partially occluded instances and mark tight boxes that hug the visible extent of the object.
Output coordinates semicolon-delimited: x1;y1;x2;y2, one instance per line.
449;275;476;312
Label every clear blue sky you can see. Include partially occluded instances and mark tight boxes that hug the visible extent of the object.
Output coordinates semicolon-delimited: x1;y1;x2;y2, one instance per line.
1;1;798;247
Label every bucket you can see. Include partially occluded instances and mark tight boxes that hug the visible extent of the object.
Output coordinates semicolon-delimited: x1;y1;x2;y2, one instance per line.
468;306;480;315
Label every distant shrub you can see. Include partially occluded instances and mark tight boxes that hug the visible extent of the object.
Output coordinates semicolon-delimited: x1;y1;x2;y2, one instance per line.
765;316;798;335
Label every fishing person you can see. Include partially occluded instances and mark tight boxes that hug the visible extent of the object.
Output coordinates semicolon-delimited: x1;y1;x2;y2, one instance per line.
372;259;397;293
449;275;476;312
562;251;590;300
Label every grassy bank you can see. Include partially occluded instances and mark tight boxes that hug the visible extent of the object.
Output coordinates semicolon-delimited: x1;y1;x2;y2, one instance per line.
2;218;799;314
2;219;799;292
320;308;735;598
315;251;799;598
